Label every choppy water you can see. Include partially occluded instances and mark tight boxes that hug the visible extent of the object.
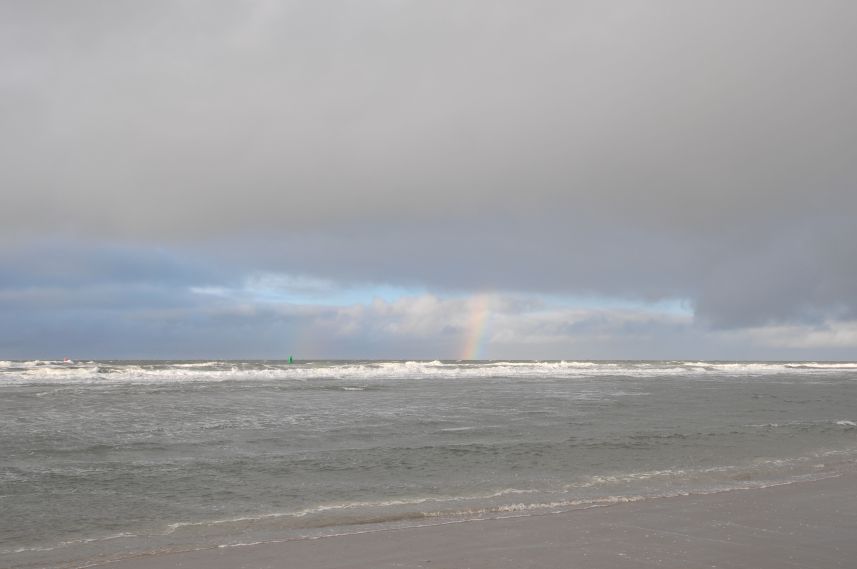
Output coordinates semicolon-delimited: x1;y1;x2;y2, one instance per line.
2;360;856;568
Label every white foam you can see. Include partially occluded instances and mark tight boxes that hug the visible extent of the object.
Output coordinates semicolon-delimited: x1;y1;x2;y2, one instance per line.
164;487;542;534
789;362;857;369
749;419;857;429
171;361;224;368
0;532;137;555
2;359;856;387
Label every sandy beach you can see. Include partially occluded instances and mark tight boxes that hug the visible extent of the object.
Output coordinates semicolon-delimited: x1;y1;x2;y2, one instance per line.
99;472;856;569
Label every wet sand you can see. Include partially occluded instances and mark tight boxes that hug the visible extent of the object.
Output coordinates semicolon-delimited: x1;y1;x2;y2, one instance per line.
102;473;857;569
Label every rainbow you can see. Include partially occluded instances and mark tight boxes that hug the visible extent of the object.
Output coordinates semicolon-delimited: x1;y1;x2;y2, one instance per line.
460;294;493;360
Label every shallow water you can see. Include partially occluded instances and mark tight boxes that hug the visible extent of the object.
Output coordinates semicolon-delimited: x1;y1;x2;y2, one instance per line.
2;360;856;568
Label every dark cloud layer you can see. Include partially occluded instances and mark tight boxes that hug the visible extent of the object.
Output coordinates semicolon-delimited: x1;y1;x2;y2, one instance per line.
2;1;857;356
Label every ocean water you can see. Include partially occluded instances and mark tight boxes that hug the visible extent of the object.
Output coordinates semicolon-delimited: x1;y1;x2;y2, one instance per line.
1;360;856;568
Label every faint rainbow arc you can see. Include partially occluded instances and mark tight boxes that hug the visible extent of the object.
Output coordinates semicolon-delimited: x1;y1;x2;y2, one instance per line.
460;294;493;360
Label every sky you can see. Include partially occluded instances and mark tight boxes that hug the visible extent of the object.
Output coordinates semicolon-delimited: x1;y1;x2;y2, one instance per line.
2;0;857;360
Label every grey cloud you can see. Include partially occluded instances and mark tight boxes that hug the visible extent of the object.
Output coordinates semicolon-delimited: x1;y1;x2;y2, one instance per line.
0;241;228;289
215;211;857;328
3;0;855;233
2;262;842;365
2;1;857;335
694;215;857;328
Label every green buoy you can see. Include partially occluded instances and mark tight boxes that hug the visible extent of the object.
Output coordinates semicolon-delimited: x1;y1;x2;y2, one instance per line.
289;356;293;364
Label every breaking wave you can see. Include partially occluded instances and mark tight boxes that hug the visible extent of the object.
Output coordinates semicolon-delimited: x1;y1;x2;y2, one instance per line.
2;359;856;386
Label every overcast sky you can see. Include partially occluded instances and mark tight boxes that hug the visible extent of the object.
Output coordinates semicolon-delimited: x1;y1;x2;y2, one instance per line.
2;1;856;359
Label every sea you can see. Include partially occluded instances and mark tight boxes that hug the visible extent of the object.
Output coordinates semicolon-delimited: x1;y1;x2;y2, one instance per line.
2;360;856;568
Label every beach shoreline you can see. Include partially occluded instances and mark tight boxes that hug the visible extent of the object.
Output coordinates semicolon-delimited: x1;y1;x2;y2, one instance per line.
93;470;857;569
